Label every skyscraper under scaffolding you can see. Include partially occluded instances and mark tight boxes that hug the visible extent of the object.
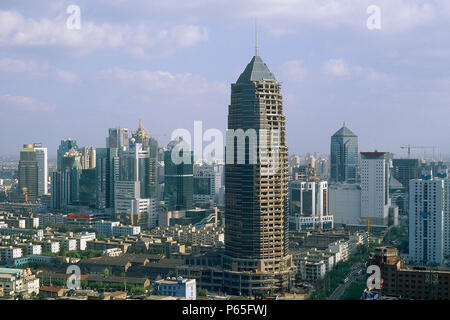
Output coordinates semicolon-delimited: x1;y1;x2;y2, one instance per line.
223;51;294;293
177;44;295;296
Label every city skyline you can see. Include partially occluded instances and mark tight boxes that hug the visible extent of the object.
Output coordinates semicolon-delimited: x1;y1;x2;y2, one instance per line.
2;1;450;158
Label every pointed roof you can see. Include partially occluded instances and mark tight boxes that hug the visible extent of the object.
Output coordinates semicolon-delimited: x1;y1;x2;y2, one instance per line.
237;55;277;83
72;159;82;170
332;125;357;137
390;176;404;189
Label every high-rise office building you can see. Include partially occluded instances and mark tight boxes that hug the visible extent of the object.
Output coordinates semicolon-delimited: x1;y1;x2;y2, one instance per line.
79;168;96;207
392;159;421;193
193;162;222;205
80;146;96;169
33;143;48;196
330;124;358;184
224;52;293;289
114;180;155;229
119;143;155;199
360;152;394;227
96;147;119;210
18;144;38;201
107;127;129;151
289;180;333;231
163;138;194;211
57;139;78;171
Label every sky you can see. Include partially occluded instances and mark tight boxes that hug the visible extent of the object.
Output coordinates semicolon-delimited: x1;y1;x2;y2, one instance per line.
1;0;450;159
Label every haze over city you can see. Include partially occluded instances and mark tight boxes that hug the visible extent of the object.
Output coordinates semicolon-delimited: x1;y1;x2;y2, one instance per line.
1;0;450;158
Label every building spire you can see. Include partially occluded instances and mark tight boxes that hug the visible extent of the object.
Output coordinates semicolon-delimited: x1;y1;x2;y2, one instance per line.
255;19;258;56
138;118;143;130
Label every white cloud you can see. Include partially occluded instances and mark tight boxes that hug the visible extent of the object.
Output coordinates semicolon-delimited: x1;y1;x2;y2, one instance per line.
0;10;208;58
95;67;227;95
322;59;350;77
321;59;392;81
279;60;308;82
0;58;79;83
94;0;447;34
0;94;54;112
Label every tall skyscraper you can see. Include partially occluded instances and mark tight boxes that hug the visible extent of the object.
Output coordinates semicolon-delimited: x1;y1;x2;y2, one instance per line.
360;152;392;226
51;145;82;208
163;138;194;211
330;124;358;184
224;52;292;290
409;168;445;265
107;127;129;151
119;143;152;199
80;146;96;169
33;143;48;196
57;139;78;171
18;144;38;201
96;147;119;210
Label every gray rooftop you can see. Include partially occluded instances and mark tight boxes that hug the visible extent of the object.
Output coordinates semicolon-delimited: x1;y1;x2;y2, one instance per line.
237;55;277;83
332;125;357;137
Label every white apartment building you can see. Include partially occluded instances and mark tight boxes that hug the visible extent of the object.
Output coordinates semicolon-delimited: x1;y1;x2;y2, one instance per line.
46;241;60;253
409;173;444;265
26;244;42;255
113;225;141;236
94;220;120;236
0;247;23;261
76;232;96;251
328;240;350;263
61;238;77;251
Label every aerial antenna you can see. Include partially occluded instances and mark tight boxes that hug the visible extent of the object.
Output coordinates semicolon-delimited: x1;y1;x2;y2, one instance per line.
255;19;258;56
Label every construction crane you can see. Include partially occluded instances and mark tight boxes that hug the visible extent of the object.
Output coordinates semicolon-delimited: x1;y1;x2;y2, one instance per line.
358;218;371;244
400;145;437;160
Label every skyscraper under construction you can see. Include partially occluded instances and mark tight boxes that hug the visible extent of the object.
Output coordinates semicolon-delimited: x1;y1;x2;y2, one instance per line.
177;48;295;296
223;52;293;288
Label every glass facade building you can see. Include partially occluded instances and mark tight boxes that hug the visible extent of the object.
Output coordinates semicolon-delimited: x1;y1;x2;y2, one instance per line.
163;140;194;211
330;125;359;184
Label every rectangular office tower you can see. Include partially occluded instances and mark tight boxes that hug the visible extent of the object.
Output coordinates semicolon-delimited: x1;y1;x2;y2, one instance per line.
33;143;48;196
360;152;393;227
409;173;445;265
18;144;38;201
224;53;294;294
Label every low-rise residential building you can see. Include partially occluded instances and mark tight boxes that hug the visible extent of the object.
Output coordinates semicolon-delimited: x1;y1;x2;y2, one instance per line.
153;277;196;300
0;268;39;297
0;246;23;262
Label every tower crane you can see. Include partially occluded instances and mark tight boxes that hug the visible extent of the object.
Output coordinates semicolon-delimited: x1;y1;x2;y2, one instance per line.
400;145;437;160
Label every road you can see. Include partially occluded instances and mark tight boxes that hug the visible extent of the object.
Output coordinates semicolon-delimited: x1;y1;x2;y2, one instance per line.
328;266;364;300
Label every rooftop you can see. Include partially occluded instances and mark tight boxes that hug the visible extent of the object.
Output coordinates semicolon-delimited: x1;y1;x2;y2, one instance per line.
237;55;277;83
332;125;357;137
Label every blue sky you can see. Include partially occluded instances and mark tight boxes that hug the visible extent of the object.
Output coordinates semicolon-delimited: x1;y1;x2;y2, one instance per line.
1;0;450;159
